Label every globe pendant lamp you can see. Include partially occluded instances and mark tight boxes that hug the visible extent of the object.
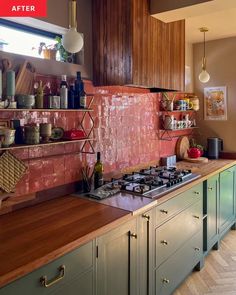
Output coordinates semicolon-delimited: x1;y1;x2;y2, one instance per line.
62;0;83;54
198;27;210;83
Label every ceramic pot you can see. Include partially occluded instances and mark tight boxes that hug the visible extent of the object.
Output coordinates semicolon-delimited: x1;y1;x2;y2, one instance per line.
16;95;35;109
24;126;40;145
0;128;15;147
40;123;52;143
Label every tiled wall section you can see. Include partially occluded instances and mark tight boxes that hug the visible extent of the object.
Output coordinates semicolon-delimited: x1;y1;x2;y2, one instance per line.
0;81;183;209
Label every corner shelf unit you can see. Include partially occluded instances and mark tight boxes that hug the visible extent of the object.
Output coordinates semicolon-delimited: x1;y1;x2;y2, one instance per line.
0;95;95;154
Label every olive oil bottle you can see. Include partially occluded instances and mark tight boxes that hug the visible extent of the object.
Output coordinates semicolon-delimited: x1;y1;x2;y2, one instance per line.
94;152;104;189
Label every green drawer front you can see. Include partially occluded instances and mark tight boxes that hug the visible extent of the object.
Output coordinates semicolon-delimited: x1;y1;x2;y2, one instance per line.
156;230;202;295
155;200;202;268
0;241;94;295
156;183;203;226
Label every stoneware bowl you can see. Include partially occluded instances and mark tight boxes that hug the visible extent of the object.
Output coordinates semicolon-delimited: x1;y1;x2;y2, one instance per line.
16;95;35;109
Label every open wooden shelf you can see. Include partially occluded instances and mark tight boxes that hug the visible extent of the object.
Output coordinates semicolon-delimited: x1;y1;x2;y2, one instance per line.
159;127;199;132
0;108;93;112
0;138;95;151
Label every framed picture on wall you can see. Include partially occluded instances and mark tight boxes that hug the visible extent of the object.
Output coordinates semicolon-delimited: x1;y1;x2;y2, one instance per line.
204;86;227;120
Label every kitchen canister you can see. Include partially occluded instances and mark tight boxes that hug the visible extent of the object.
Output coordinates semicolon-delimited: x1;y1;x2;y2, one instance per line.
24;126;40;145
40;123;52;143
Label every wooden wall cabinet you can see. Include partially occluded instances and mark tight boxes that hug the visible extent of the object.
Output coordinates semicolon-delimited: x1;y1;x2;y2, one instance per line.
92;0;185;91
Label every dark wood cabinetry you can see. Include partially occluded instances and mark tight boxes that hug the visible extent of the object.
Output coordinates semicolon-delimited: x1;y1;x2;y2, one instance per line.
92;0;185;90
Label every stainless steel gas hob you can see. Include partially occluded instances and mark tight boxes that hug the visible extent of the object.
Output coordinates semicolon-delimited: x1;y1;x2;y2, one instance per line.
87;165;200;200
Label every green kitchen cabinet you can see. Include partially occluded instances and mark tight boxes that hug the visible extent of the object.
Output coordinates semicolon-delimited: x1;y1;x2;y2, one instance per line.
0;241;95;295
204;174;219;252
219;167;235;236
96;219;138;295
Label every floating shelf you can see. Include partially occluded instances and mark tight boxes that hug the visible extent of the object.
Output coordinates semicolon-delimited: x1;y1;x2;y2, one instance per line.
0;138;95;151
160;110;197;113
0;108;93;112
159;127;199;132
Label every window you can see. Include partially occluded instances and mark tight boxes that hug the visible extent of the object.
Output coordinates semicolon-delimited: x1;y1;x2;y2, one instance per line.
0;19;72;62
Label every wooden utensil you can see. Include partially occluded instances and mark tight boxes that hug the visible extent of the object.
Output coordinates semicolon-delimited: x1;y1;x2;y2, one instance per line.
176;136;190;159
1;58;12;97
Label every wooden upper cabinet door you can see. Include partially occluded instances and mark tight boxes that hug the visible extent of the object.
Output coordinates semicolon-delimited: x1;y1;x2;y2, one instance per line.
92;0;185;90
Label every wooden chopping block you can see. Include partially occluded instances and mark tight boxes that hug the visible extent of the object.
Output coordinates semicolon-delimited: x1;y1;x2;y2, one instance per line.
183;157;209;163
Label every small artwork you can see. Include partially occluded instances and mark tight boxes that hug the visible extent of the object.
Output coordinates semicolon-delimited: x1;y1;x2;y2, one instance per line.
204;86;227;120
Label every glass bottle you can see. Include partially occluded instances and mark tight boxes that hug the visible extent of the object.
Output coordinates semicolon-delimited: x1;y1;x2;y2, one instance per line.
94;152;104;189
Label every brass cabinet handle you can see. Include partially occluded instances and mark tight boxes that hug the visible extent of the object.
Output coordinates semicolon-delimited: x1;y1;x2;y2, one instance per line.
142;214;150;220
194;191;200;195
40;265;65;288
160;209;168;214
195;247;200;251
208;187;213;191
161;240;169;245
162;278;170;284
227;170;232;173
193;215;200;219
130;232;137;239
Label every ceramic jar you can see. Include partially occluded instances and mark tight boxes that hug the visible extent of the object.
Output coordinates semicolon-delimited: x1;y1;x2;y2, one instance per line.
0;128;15;147
191;96;200;111
24;126;40;145
40;123;52;143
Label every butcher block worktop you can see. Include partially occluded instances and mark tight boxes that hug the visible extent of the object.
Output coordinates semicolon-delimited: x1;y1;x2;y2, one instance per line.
0;159;236;288
0;197;132;288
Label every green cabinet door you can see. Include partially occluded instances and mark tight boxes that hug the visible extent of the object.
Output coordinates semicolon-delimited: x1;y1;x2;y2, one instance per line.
96;219;137;295
138;209;154;295
219;167;235;235
206;174;219;251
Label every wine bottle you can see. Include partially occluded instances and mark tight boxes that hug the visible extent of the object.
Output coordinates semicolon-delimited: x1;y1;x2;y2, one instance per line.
94;152;104;189
79;82;86;109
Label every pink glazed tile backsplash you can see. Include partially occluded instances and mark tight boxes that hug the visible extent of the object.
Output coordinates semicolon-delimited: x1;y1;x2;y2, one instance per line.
0;78;191;204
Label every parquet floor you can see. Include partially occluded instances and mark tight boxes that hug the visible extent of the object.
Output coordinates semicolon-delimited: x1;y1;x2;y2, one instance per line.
174;230;236;295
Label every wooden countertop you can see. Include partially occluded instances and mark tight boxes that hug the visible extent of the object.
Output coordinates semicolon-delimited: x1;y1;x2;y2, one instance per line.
1;159;236;288
0;196;132;288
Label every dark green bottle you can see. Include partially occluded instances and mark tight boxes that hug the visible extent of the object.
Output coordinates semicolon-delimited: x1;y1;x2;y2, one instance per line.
94;152;104;189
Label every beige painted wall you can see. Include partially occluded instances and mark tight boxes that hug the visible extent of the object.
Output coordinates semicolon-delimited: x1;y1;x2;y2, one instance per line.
193;36;236;151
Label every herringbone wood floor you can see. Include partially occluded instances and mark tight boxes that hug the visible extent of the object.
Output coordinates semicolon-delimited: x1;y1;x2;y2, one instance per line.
174;230;236;295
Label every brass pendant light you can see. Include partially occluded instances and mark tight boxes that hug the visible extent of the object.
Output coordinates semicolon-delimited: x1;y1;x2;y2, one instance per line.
198;27;210;83
62;0;84;54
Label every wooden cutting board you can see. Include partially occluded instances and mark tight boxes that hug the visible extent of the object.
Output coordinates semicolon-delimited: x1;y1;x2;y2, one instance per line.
176;136;190;159
183;157;209;163
15;61;36;95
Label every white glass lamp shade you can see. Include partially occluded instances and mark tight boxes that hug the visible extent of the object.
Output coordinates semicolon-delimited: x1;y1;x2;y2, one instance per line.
198;69;210;83
62;27;84;54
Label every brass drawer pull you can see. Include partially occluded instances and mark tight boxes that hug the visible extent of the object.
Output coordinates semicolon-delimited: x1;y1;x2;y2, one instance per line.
161;240;169;245
142;214;150;220
195;247;200;251
208;187;213;191
193;215;200;219
40;265;65;288
162;278;170;284
194;191;200;195
160;209;168;214
130;232;137;239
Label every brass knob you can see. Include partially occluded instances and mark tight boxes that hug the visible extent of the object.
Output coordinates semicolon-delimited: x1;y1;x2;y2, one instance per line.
162;278;170;284
161;240;168;245
195;247;200;251
160;209;168;214
130;232;137;239
142;214;150;220
193;215;200;219
194;191;200;195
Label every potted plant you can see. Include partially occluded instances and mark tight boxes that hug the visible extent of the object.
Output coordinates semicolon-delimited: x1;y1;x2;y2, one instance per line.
37;42;58;60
